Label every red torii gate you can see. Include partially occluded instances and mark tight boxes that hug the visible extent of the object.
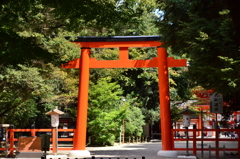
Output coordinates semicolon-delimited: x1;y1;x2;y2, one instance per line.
62;36;187;155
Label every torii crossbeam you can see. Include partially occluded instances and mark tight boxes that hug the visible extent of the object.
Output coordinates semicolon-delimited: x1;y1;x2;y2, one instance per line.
62;36;187;155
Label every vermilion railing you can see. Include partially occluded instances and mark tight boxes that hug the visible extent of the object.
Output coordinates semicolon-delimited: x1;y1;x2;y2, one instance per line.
172;128;240;157
4;128;75;157
3;128;240;157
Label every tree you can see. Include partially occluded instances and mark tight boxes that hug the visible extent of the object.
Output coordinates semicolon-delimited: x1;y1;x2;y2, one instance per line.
157;0;240;113
124;105;145;137
0;0;193;136
0;62;79;127
1;0;156;127
0;64;53;126
88;77;126;145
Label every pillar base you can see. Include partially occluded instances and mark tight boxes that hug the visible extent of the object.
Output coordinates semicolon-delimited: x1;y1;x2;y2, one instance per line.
68;150;91;158
157;150;178;159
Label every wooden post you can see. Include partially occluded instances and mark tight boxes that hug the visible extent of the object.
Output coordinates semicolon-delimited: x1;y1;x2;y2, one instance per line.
238;129;240;157
215;113;219;159
193;129;197;155
186;127;189;156
31;129;36;136
52;127;57;154
9;128;14;157
201;110;204;158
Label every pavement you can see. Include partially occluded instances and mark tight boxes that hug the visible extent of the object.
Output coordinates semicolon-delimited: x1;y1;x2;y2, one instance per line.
45;138;239;159
86;142;161;159
47;142;177;159
1;135;240;159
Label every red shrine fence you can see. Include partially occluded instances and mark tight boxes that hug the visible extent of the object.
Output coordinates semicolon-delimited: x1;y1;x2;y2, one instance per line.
2;128;240;157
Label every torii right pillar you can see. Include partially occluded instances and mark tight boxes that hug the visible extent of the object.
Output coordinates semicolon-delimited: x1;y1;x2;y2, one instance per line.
157;46;180;158
157;46;173;150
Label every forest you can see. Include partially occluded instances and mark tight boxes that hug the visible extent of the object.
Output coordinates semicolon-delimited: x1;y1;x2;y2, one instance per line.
1;0;240;145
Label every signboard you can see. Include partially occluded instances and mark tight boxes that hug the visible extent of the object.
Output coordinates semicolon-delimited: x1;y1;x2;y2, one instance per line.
210;93;223;113
237;114;240;122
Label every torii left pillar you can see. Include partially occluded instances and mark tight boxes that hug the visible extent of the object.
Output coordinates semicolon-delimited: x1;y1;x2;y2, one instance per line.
68;47;91;157
75;47;90;149
62;36;187;157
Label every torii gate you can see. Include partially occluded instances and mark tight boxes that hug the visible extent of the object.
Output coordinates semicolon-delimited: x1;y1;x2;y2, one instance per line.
62;36;187;155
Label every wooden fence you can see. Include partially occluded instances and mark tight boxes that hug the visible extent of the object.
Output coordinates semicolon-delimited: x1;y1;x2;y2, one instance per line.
1;128;240;157
172;128;240;157
2;128;74;157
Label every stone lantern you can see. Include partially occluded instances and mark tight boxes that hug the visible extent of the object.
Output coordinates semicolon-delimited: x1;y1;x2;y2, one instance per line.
46;106;64;155
46;106;64;127
178;107;195;156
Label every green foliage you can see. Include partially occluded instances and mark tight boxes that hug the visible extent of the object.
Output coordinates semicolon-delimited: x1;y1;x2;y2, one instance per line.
170;103;182;123
125;106;145;137
0;62;79;127
0;64;52;126
0;0;194;145
170;67;192;101
89;77;123;109
88;109;125;146
88;77;146;145
1;0;150;128
157;0;240;112
141;107;159;125
88;77;126;145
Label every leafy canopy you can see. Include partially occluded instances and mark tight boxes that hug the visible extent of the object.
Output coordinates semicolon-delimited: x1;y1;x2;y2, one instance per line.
157;0;240;112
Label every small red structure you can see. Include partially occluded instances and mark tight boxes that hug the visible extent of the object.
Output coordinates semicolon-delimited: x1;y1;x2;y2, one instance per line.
62;36;187;151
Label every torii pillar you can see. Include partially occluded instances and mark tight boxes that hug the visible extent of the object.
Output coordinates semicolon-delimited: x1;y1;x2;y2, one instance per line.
62;36;187;157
